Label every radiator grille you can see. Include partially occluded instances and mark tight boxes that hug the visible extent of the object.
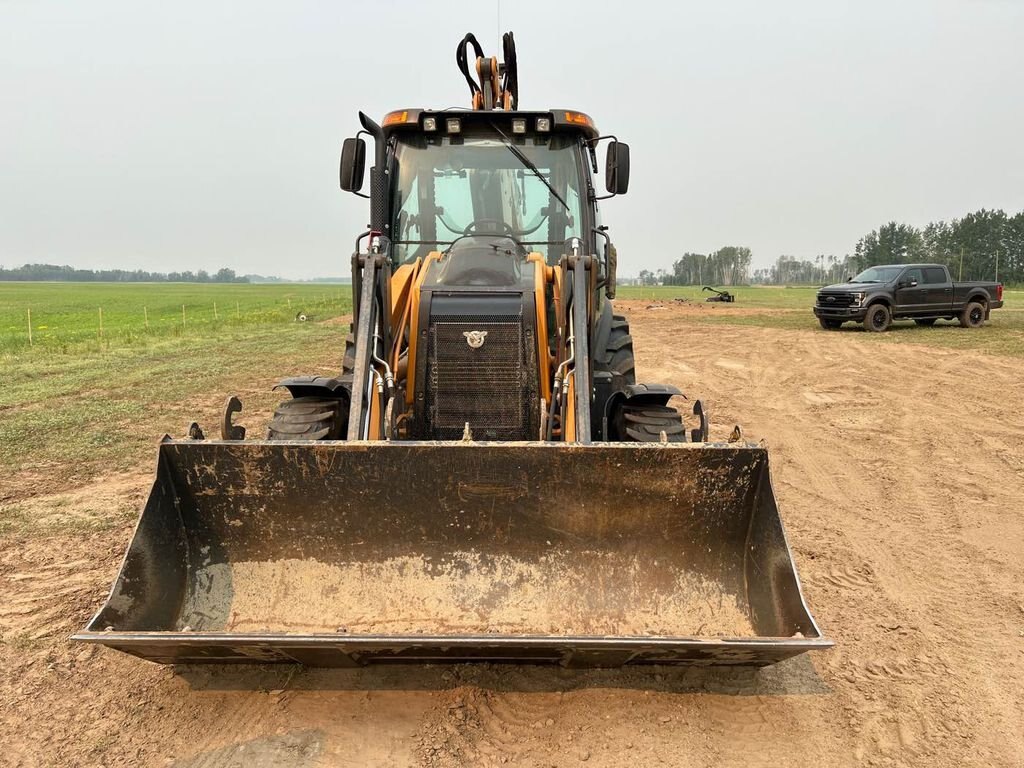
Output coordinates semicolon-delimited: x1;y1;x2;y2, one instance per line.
816;292;855;308
426;314;536;440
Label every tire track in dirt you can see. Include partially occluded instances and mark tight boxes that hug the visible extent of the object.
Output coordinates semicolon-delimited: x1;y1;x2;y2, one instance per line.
415;683;722;767
624;302;1024;767
1;560;99;642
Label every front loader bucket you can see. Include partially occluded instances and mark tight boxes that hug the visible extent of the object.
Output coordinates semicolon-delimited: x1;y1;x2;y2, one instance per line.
75;440;831;667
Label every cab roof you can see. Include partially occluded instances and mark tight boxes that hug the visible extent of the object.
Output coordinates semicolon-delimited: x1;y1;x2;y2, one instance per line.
380;108;599;140
868;263;945;270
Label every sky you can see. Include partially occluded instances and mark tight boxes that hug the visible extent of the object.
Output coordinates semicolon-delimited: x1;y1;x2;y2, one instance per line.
2;0;1023;279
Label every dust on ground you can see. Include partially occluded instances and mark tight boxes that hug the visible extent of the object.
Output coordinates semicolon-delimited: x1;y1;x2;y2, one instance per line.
626;297;789;318
2;304;1023;767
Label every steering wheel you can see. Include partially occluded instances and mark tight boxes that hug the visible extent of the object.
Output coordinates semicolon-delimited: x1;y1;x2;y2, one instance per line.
463;219;516;237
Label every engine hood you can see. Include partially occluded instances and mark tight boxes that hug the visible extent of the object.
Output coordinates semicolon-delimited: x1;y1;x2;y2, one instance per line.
820;282;884;292
433;236;527;287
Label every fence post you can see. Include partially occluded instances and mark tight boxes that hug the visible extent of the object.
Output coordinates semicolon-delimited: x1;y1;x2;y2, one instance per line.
98;307;104;338
27;308;33;347
144;306;149;328
214;302;218;320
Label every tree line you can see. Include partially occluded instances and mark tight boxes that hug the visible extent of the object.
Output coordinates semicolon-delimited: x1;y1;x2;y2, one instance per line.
854;209;1022;283
753;209;1022;285
634;207;1023;286
0;264;250;283
637;246;754;286
752;254;856;286
6;206;1022;286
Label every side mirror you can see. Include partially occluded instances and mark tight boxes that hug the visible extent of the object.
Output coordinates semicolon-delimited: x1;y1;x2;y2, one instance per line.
340;137;366;192
605;141;630;195
909;278;918;288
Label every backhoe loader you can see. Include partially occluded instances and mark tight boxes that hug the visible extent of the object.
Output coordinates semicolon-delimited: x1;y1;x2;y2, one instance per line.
76;33;830;666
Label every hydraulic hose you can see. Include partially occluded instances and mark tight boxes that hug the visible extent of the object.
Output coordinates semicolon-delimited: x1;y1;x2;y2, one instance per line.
545;310;576;441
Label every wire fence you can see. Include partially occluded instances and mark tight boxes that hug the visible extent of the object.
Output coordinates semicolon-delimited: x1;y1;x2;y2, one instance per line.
3;292;353;357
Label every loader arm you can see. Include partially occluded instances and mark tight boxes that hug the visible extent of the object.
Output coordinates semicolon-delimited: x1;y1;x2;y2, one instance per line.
347;246;395;440
562;249;594;443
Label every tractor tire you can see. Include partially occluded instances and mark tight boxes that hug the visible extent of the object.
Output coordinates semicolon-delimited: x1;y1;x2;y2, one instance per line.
958;301;985;329
613;404;687;443
914;318;937;327
864;304;891;333
819;318;843;330
267;396;346;441
595;314;636;384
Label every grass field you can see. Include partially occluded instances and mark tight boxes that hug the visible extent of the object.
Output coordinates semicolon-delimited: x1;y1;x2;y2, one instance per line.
0;282;352;355
1;282;354;499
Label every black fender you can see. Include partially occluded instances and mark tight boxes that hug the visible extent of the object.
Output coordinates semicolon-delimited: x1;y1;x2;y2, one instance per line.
618;383;682;407
600;383;683;440
965;293;990;317
864;293;892;309
273;375;352;400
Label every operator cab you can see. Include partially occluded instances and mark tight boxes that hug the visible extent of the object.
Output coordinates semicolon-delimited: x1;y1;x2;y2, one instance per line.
340;108;629;268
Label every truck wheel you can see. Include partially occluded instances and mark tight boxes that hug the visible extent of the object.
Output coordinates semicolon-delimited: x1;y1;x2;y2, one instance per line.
267;396;346;440
958;302;985;329
864;304;891;333
914;318;937;327
818;318;843;330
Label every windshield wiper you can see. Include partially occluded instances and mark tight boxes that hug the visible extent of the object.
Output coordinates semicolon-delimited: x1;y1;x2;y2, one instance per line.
489;121;569;213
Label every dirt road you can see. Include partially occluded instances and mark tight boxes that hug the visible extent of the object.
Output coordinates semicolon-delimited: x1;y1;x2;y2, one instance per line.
2;302;1022;767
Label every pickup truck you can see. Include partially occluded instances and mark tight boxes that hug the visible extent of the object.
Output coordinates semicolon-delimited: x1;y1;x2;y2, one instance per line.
813;263;1004;332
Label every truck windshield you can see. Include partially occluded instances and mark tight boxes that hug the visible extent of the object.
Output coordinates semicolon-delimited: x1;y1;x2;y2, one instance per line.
852;266;904;283
390;130;585;264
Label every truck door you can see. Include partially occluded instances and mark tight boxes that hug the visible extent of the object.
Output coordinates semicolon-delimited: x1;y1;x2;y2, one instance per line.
894;267;926;314
921;266;953;311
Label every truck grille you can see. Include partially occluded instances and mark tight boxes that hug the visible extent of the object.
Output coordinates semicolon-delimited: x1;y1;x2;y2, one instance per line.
816;292;854;308
426;314;537;440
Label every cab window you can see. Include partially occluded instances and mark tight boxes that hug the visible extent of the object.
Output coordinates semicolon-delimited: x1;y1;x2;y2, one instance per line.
390;131;585;264
902;268;923;284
